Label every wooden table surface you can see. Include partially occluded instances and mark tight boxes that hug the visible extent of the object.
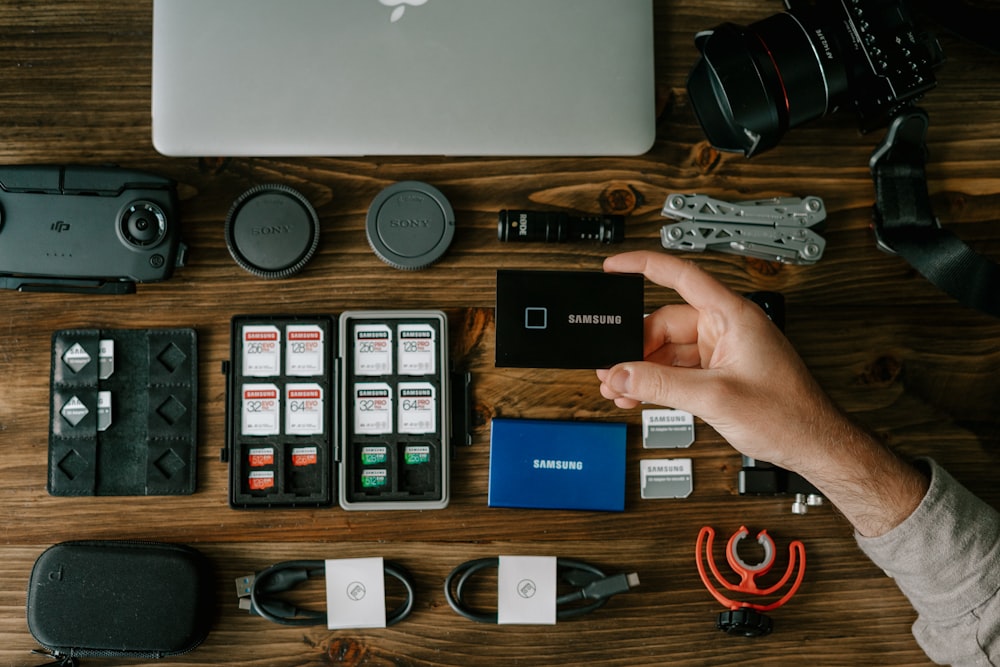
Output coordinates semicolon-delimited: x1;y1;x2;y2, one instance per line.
2;2;1000;665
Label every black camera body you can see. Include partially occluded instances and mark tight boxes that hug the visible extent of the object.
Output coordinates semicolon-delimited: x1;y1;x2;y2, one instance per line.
688;0;944;156
0;165;184;293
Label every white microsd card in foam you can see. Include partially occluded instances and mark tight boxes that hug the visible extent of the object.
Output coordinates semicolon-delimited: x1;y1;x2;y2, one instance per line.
98;339;114;380
96;390;112;432
398;323;436;375
354;324;392;376
397;382;436;434
642;409;695;448
285;324;324;376
241;383;281;436
640;458;693;499
242;325;281;377
354;382;393;435
325;557;387;629
285;383;323;436
497;556;557;625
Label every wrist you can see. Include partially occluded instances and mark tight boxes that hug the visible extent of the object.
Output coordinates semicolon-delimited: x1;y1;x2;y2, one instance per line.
797;422;929;537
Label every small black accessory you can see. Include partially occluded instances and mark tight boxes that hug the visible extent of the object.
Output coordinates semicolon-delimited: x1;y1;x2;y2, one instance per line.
27;540;214;663
444;557;639;623
497;209;624;244
0;165;185;294
870;108;1000;318
225;184;320;279
716;608;774;637
366;181;455;270
236;559;416;626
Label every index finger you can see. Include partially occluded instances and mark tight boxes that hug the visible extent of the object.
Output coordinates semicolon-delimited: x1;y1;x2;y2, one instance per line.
603;250;742;312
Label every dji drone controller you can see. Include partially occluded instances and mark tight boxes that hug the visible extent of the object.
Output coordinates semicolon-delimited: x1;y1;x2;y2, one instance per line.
0;165;185;294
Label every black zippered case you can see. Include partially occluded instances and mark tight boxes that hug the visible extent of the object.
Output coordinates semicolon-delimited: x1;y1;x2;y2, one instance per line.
27;540;214;660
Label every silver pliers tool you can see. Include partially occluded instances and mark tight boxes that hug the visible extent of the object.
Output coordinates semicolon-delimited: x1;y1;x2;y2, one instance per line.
659;194;827;265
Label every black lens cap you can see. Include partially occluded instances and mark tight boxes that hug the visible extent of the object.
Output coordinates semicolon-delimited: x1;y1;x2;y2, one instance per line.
225;184;320;279
366;181;455;270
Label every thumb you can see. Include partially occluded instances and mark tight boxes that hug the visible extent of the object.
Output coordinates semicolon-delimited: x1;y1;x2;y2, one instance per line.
604;361;713;413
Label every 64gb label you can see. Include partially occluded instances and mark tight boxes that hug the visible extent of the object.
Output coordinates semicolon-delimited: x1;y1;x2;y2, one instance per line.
286;383;324;435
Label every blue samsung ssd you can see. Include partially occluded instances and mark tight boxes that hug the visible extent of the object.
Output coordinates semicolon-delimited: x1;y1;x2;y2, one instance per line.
488;418;627;512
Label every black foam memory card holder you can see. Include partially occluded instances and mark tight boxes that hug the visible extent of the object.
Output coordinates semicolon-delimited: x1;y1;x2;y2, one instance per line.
48;328;198;496
27;540;214;661
223;311;450;510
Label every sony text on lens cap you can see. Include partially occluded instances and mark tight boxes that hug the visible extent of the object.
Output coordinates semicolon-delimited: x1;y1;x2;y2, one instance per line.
366;181;455;271
225;184;320;279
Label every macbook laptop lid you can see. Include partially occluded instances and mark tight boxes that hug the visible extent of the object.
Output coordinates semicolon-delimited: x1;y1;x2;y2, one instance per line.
151;0;656;157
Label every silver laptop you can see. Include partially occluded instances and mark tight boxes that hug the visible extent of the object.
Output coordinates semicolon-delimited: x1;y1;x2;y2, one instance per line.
152;0;656;156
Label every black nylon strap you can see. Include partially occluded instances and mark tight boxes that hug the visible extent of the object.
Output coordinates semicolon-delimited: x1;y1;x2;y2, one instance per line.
870;108;1000;317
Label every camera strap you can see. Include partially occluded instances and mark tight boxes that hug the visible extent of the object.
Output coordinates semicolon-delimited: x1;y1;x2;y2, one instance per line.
870;107;1000;318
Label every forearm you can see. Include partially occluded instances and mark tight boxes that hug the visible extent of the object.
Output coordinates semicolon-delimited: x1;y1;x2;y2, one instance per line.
789;406;928;538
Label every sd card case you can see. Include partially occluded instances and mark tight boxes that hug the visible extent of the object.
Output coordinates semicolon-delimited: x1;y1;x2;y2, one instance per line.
26;540;214;661
223;310;451;510
48;328;198;496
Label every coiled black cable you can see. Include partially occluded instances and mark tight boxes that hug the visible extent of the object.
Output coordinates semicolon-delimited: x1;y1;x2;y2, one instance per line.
444;556;639;623
239;559;415;626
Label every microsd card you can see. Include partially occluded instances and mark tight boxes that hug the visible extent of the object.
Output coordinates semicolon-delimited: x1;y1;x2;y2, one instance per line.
360;445;388;466
96;391;112;432
98;339;114;380
248;447;275;468
291;446;318;467
249;470;275;491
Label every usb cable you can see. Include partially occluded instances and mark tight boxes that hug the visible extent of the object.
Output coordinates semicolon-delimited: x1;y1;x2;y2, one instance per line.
236;559;416;626
444;557;639;623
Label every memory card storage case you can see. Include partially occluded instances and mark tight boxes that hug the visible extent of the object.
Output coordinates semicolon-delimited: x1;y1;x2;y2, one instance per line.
26;540;214;660
48;328;198;496
223;310;451;510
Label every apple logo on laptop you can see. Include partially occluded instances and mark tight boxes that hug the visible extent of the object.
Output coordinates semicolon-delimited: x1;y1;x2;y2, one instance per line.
379;0;427;23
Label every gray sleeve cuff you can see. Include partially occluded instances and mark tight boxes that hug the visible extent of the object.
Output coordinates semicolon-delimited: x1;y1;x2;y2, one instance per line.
855;458;1000;621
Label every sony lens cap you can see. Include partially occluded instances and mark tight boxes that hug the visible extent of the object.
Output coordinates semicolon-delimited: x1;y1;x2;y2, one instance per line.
225;184;320;279
366;181;455;270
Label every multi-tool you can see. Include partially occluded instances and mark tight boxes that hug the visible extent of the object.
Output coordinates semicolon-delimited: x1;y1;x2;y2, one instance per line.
659;194;827;265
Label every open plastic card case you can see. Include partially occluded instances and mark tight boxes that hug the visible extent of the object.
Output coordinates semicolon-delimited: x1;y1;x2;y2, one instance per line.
223;311;450;510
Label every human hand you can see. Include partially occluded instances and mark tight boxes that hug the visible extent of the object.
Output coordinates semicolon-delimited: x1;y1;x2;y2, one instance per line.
595;251;848;475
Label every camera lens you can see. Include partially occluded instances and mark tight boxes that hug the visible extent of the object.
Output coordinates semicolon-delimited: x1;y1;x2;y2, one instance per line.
687;1;941;157
119;201;168;248
687;7;849;157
